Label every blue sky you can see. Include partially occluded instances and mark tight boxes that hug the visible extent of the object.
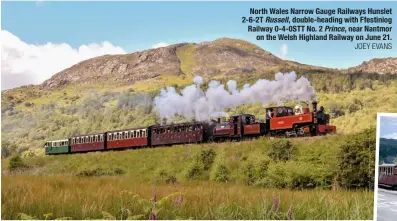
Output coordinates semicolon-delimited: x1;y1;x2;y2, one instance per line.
1;1;397;89
380;116;397;140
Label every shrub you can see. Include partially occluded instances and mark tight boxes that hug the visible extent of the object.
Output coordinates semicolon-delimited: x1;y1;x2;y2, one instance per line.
210;152;230;183
240;162;255;185
257;162;288;188
285;162;317;189
183;160;204;180
75;167;125;177
210;164;229;183
8;154;25;172
165;175;178;184
336;128;376;189
268;139;297;162
198;149;216;170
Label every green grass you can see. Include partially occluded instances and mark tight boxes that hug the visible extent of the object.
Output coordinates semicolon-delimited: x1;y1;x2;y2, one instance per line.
1;122;375;220
3;136;342;180
1;175;373;220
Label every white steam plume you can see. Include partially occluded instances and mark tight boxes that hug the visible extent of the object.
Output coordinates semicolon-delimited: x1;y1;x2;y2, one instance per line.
153;72;316;122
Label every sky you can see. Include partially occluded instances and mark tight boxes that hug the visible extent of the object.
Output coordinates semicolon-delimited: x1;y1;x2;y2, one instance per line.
380;116;397;140
1;1;397;89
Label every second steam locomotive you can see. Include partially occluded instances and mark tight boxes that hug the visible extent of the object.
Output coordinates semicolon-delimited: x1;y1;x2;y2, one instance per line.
44;101;336;155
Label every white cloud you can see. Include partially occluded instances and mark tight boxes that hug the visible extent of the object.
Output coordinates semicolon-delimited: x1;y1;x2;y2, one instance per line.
383;133;397;140
280;44;288;59
1;30;126;90
152;42;169;49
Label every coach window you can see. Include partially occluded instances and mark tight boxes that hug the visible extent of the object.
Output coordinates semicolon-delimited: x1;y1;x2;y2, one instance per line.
135;130;139;137
142;130;146;137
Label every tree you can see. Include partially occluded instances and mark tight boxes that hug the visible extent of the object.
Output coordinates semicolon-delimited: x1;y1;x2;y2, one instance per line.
336;128;376;189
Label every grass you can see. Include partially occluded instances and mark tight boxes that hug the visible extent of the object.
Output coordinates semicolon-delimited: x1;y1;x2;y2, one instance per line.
1;134;375;219
2;136;343;180
1;175;374;220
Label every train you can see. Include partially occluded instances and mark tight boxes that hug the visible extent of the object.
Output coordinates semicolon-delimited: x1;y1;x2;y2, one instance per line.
378;163;397;190
44;101;337;155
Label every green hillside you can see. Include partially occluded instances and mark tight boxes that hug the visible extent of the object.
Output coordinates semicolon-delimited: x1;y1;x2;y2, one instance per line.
2;129;375;219
1;70;397;158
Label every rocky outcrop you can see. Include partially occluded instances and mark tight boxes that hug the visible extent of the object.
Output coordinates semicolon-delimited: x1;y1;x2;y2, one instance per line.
347;57;397;74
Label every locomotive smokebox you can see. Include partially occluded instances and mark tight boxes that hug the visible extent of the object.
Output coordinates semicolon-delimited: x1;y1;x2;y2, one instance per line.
312;101;318;112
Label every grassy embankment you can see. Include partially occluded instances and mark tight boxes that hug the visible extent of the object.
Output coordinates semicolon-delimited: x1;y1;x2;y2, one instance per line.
2;134;374;220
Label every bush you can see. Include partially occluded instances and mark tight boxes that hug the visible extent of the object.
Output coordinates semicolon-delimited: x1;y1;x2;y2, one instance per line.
183;160;204;180
210;151;230;183
285;162;317;189
258;162;288;188
336;128;376;189
1;141;17;159
198;149;216;170
210;164;230;183
240;162;256;185
76;167;125;177
8;154;25;172
268;139;297;162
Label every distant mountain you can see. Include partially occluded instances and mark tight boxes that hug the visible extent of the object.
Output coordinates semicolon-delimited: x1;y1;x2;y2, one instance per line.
347;57;397;74
40;38;328;90
379;138;397;163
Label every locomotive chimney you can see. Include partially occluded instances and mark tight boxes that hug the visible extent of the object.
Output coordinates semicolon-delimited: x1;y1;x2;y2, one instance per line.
312;101;318;113
217;118;221;123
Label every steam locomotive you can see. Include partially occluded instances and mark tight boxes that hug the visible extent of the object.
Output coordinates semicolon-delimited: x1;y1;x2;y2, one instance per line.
44;101;336;155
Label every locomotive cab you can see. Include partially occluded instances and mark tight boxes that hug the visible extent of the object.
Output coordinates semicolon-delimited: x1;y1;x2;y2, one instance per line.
265;101;336;137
